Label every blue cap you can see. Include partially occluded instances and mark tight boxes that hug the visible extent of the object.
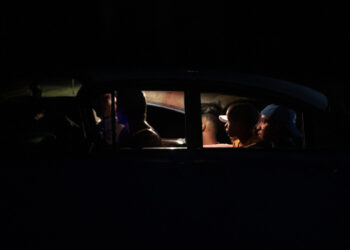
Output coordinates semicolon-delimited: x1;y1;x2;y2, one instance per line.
261;104;302;137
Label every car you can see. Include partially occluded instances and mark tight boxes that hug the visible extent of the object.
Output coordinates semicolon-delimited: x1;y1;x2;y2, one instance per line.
2;71;350;249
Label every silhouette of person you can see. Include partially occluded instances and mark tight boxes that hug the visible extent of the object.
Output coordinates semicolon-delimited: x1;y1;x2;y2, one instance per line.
117;90;161;147
201;103;226;145
93;92;124;145
255;104;302;149
219;103;260;148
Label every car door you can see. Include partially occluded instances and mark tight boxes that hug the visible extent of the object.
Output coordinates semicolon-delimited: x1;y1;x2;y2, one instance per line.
2;73;350;249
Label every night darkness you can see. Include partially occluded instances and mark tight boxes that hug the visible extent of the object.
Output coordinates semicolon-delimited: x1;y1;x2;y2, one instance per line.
2;3;349;90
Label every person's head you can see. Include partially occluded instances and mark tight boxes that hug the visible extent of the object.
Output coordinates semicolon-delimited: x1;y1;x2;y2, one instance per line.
201;103;222;143
256;104;301;143
219;103;259;141
201;113;220;144
117;90;147;124
94;92;117;119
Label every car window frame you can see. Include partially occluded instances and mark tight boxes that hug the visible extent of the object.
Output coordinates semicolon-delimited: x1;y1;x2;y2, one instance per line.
78;83;193;151
196;87;321;151
77;75;329;153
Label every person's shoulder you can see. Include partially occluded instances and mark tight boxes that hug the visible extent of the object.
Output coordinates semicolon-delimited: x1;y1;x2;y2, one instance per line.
133;128;161;147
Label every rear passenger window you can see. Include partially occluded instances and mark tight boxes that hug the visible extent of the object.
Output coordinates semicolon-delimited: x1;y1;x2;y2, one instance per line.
200;92;305;150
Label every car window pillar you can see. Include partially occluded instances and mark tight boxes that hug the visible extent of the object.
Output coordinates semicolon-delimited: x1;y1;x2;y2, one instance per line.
185;89;202;149
111;90;117;150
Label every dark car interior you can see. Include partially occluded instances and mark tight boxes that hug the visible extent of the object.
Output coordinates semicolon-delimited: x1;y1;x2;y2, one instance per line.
0;83;311;154
0;96;85;155
0;89;189;154
147;103;185;139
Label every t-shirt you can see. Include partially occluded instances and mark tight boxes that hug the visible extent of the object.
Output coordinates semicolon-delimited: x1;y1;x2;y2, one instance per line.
232;139;240;148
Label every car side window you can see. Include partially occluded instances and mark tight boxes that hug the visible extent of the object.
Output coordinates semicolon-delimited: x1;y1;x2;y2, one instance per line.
83;89;186;150
200;92;305;150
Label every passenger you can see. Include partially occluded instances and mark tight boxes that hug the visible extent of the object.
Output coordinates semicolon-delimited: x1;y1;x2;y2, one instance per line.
219;103;260;148
117;90;162;147
93;92;124;145
201;103;224;145
255;104;302;149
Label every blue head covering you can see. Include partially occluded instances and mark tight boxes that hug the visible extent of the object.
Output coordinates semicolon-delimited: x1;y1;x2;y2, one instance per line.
260;104;302;137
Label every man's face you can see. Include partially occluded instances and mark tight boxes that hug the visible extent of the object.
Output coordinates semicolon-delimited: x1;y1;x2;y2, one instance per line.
225;107;244;138
99;93;117;118
255;114;271;141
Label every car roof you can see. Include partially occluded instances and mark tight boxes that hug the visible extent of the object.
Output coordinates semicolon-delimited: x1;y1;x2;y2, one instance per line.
80;71;328;111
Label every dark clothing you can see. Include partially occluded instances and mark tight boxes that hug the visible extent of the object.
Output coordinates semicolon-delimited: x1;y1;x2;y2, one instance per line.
252;137;300;150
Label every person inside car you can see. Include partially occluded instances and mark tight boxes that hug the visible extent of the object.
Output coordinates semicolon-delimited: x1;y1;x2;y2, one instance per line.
93;92;125;145
219;102;260;148
117;90;162;147
255;104;302;149
201;103;225;145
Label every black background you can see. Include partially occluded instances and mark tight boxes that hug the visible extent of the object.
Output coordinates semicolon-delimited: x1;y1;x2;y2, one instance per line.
2;3;349;92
